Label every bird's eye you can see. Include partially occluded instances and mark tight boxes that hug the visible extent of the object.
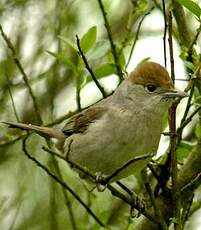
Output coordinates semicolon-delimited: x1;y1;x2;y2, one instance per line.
146;84;157;92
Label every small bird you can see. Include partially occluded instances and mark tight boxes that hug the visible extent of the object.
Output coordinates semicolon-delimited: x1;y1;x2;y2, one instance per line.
5;62;187;183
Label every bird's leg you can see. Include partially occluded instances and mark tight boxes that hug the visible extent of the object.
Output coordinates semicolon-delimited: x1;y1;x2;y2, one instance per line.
95;172;108;192
130;193;145;218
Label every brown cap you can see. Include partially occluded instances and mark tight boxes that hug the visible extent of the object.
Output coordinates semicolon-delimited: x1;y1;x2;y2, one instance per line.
129;62;174;90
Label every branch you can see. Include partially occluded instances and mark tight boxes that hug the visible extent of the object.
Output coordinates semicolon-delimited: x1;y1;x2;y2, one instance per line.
0;25;43;125
22;136;105;228
161;0;167;67
104;153;152;184
97;0;123;81
42;146;157;222
0;134;27;148
76;35;107;98
125;8;153;70
107;184;157;223
135;139;201;229
172;0;191;47
50;154;77;230
6;74;20;122
188;24;201;57
168;11;180;229
177;64;201;144
143;170;168;230
178;105;201;133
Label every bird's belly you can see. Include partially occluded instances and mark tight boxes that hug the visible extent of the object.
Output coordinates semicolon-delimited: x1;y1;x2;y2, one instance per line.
64;117;161;181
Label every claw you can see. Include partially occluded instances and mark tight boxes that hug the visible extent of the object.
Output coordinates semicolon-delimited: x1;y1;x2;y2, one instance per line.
130;192;145;218
95;172;107;192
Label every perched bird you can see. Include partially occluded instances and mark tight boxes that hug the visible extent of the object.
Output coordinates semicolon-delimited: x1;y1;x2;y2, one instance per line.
5;62;187;182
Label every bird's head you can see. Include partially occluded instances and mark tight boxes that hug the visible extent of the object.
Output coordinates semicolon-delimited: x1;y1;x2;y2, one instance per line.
125;61;188;111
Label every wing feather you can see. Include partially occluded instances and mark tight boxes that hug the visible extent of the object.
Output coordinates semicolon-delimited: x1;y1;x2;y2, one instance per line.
62;107;107;136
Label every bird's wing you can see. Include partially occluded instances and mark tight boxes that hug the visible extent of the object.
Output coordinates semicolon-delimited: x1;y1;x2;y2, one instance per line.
62;106;107;136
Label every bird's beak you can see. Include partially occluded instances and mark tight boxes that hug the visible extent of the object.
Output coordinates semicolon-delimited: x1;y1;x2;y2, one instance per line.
162;89;188;99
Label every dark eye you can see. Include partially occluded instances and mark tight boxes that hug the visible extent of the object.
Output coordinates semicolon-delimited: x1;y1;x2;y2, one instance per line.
146;84;157;92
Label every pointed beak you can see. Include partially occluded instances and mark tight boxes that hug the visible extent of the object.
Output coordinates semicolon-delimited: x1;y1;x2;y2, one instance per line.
162;89;188;99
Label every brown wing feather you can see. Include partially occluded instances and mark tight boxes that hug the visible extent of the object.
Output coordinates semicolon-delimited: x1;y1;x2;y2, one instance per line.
62;107;107;136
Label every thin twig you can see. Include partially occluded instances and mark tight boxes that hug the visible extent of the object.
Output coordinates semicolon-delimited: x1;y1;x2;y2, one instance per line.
177;85;194;145
0;25;43;125
76;35;106;98
22;136;105;227
97;0;123;81
76;85;81;111
42;146;95;181
125;9;153;70
45;138;76;230
181;194;194;228
104;153;152;183
107;184;157;223
42;146;157;222
0;134;27;148
168;11;180;230
6;75;20;122
177;64;201;144
188;24;201;57
51;154;77;230
161;0;167;67
178;105;201;134
181;172;201;194
42;146;66;160
116;181;133;196
143;170;168;230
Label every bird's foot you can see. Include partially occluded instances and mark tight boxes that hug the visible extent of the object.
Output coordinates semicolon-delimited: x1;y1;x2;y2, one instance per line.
130;192;145;218
95;172;107;192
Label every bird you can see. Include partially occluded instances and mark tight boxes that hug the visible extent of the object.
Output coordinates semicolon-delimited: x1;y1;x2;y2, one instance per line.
4;61;187;183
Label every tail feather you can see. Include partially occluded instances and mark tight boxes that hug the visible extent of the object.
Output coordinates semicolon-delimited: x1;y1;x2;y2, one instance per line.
3;121;66;140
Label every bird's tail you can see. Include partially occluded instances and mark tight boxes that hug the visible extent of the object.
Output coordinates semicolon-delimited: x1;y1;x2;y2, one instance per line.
3;121;66;140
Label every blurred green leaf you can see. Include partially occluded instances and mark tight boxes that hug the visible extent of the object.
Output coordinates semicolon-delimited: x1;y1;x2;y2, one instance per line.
80;26;97;53
58;36;77;51
195;123;201;138
176;0;201;19
85;63;116;84
177;141;195;161
87;40;110;60
47;51;77;74
184;61;196;71
119;50;126;68
107;48;126;68
162;111;169;130
195;96;201;105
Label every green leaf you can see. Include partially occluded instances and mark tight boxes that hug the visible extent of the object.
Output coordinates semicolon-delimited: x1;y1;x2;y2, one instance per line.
162;111;169;130
177;141;195;161
107;48;126;68
87;40;110;60
176;0;201;19
195;123;201;138
58;36;77;51
80;26;97;53
184;61;196;71
47;51;77;74
137;57;151;65
76;73;85;90
195;96;201;105
119;50;126;68
85;63;116;84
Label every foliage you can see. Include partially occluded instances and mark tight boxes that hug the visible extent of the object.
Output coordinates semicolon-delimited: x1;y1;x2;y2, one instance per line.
0;0;201;229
